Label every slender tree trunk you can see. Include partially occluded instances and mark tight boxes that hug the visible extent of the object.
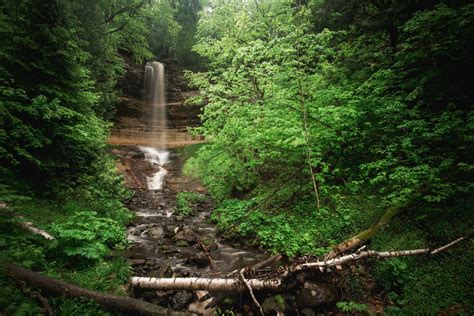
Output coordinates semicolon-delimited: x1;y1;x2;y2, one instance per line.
297;76;320;210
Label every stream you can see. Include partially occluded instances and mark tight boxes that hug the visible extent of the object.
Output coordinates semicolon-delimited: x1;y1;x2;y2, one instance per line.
119;145;270;312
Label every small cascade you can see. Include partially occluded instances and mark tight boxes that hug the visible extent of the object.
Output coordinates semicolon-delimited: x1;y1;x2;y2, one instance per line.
140;146;169;190
142;61;169;190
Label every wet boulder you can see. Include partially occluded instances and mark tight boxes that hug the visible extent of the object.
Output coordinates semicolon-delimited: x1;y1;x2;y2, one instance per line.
301;308;316;316
147;225;165;238
187;252;209;267
204;240;218;251
262;295;287;314
171;290;195;310
175;240;189;247
295;282;338;308
128;259;146;267
129;149;145;160
173;226;197;244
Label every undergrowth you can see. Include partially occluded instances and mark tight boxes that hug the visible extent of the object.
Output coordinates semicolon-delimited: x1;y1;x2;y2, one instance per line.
207;191;474;312
175;191;206;216
0;183;132;315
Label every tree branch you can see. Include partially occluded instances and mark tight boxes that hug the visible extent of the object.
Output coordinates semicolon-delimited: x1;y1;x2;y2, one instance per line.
240;268;264;316
105;1;146;24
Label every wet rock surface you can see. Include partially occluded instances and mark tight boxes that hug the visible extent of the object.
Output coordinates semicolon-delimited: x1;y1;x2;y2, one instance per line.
123;148;270;277
110;58;204;148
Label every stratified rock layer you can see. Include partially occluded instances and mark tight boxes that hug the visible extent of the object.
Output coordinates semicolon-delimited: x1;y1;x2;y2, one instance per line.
109;57;204;147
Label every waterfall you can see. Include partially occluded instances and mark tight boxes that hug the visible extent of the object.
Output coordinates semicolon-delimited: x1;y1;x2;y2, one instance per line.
141;61;169;190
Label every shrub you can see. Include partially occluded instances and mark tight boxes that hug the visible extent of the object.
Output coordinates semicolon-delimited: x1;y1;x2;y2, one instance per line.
175;191;206;216
49;211;125;262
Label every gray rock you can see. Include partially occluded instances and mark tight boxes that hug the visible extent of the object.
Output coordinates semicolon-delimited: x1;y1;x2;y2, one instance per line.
148;226;165;238
173;227;197;244
130;150;145;159
187;252;209;267
175;240;189;247
301;308;316;316
295;282;338;308
171;290;194;310
262;295;286;313
140;290;156;300
128;259;145;266
206;240;218;251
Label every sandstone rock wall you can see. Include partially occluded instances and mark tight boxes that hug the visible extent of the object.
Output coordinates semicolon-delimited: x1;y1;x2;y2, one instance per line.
109;57;204;147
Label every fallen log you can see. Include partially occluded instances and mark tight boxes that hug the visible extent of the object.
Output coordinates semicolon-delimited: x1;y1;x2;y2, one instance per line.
130;237;466;293
294;237;466;271
1;203;55;240
7;264;168;316
131;276;281;292
16;217;55;240
326;205;401;258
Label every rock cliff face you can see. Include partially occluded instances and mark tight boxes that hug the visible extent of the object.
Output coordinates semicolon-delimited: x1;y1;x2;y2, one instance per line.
109;57;203;147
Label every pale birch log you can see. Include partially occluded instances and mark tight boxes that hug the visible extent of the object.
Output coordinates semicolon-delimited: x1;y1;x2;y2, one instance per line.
130;238;465;293
1;204;55;240
13;214;55;240
18;220;55;240
295;237;466;271
295;248;430;271
130;277;281;292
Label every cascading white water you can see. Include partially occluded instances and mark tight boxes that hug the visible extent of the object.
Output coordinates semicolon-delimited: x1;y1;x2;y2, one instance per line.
142;61;169;190
140;147;169;190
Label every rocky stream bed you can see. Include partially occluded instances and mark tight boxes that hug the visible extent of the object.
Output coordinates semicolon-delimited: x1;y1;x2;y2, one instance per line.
114;146;282;315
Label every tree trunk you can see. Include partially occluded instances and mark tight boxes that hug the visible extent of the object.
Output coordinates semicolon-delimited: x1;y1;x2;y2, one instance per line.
7;264;168;316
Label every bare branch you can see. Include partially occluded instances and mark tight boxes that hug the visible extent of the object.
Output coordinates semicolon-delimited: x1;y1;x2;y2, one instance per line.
430;237;466;255
105;1;146;24
240;268;264;316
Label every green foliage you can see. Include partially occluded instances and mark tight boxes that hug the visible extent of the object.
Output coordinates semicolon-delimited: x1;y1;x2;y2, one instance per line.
0;0;184;314
336;301;368;313
52;297;111;316
59;258;131;294
49;211;125;262
186;0;474;312
172;0;204;68
175;191;206;216
211;197;369;256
